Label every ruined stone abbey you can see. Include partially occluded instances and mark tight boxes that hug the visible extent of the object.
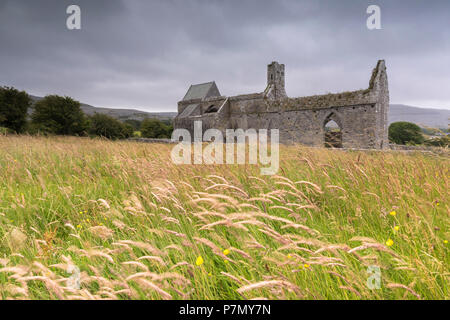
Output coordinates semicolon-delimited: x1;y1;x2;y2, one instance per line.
174;60;389;149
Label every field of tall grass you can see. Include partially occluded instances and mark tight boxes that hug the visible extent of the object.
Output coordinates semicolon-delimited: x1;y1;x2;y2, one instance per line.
0;135;448;300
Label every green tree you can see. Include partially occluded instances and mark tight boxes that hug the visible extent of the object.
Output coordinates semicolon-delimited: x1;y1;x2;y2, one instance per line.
121;122;134;139
31;95;87;135
123;119;142;131
88;113;133;139
162;120;174;137
388;121;424;145
141;118;172;138
0;86;31;133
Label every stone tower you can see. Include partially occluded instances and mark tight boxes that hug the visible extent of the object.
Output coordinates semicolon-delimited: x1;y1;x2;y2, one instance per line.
267;61;287;99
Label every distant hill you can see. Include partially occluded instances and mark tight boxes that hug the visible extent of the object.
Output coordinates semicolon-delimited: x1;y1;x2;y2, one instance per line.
28;95;449;129
29;95;176;122
389;104;449;129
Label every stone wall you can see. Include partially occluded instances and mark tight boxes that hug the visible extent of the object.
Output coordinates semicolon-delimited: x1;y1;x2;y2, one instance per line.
229;103;380;148
173;60;390;149
389;143;448;154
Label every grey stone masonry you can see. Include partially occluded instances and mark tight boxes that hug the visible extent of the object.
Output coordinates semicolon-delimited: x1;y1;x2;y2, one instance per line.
174;60;390;149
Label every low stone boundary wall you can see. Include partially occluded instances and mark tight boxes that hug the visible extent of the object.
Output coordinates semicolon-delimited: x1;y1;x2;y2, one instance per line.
388;144;445;152
127;138;448;155
127;138;176;144
337;145;447;155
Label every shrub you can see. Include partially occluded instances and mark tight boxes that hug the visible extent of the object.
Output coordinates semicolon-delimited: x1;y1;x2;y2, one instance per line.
122;123;134;139
424;135;449;147
31;95;87;135
388;121;424;145
123;119;142;131
88;113;133;139
0;127;12;135
0;86;31;133
141;118;172;139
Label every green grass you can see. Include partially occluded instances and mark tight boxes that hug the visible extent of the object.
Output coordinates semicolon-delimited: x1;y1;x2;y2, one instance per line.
0;135;448;299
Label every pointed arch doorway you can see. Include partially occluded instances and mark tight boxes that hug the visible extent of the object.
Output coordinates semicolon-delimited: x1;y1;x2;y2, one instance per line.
324;114;343;148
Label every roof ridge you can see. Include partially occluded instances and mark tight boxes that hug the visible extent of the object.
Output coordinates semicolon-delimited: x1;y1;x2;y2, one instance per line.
190;81;215;86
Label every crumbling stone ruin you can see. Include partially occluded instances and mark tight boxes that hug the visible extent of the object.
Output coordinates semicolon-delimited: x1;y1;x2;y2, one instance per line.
174;60;389;149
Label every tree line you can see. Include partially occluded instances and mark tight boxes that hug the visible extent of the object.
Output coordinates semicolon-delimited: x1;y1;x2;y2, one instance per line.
1;86;447;146
0;86;173;139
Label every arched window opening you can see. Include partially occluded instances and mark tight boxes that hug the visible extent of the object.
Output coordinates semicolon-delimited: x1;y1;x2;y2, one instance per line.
205;105;218;114
324;119;342;148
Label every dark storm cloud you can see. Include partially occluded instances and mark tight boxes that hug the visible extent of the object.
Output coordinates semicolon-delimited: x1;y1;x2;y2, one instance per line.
0;0;449;111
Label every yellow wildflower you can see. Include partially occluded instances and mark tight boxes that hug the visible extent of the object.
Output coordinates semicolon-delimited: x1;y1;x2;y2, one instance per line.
195;256;204;266
389;211;397;216
208;272;212;277
394;226;400;231
223;248;230;256
76;224;82;229
224;259;229;264
304;264;310;268
386;239;394;246
287;254;292;259
444;240;448;244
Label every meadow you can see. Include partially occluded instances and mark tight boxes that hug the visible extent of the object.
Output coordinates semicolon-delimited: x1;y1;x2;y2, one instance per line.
0;135;448;300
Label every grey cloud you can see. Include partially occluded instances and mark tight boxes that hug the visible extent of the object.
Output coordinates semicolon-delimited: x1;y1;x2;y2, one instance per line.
0;0;449;111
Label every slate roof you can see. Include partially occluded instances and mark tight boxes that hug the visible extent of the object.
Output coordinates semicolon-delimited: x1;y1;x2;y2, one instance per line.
182;81;221;101
178;103;199;118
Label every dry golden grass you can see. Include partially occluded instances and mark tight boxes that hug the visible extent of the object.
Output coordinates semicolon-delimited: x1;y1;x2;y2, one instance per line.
0;135;448;300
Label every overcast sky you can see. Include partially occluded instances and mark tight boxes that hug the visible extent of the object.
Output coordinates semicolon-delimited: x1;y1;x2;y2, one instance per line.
0;0;449;112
